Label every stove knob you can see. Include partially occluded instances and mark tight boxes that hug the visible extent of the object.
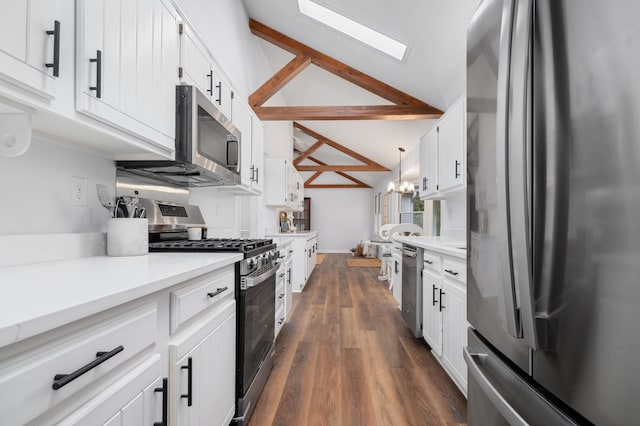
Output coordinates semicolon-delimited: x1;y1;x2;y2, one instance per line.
249;259;255;269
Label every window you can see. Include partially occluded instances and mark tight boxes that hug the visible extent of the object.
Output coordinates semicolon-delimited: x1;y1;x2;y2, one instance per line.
399;186;423;228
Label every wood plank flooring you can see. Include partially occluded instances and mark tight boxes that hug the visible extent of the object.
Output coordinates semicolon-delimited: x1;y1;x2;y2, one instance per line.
248;253;467;426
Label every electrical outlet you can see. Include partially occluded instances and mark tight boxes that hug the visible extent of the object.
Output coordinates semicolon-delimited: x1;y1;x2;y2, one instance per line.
71;176;88;206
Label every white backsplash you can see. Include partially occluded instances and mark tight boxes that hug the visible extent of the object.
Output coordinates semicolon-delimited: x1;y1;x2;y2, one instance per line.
440;193;467;241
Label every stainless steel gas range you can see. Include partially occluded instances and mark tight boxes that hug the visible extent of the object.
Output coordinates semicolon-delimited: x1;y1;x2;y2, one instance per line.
141;198;277;425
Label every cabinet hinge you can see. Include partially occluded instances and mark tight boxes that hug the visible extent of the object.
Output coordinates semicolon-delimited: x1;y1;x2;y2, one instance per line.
178;23;184;35
178;67;183;78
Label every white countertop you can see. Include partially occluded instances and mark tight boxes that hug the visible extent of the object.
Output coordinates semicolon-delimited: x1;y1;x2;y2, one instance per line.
0;252;243;349
393;236;467;259
267;231;317;238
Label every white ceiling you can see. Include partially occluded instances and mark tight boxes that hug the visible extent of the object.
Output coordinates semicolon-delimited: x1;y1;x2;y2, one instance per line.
241;0;481;187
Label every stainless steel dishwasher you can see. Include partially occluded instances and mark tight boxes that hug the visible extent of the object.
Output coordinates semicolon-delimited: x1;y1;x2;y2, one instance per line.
401;244;423;338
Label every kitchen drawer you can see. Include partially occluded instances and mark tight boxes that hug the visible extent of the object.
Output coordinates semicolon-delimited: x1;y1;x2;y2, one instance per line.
423;251;442;274
0;303;157;426
170;265;235;333
275;305;286;337
276;282;286;311
442;257;467;284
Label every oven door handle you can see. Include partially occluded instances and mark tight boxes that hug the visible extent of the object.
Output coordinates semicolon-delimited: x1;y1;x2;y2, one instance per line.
243;265;278;289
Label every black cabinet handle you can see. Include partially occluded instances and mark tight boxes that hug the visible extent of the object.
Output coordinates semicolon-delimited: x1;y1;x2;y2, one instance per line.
207;286;228;298
181;357;193;407
444;269;459;276
394;260;398;274
45;20;60;77
432;284;438;306
52;345;123;390
278;318;285;325
425;260;433;265
154;377;168;426
455;160;461;179
215;82;222;105
206;71;213;95
89;50;102;99
279;293;285;299
250;165;255;182
422;176;426;191
255;167;259;183
439;289;445;312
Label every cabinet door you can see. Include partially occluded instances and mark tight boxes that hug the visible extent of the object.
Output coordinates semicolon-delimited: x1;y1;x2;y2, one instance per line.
57;355;165;426
251;115;264;193
153;0;179;139
420;129;439;198
212;67;233;121
180;23;212;97
441;280;467;393
171;302;236;426
76;0;175;154
422;271;443;356
0;0;61;99
437;98;466;192
232;99;253;188
264;158;291;207
285;258;293;315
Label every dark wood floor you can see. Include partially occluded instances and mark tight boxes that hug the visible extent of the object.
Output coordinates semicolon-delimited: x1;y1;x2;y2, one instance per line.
248;253;467;426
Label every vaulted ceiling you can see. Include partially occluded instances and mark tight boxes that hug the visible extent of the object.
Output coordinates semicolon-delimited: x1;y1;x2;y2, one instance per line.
241;0;481;187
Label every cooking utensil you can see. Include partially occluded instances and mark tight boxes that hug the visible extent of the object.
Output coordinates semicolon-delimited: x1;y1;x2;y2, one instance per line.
96;184;114;216
115;197;129;218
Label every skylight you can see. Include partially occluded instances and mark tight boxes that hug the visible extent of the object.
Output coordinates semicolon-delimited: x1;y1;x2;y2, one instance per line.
297;0;408;61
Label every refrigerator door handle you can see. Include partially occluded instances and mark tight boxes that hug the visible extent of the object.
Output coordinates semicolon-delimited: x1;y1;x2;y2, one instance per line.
464;347;528;426
495;0;521;339
508;0;539;350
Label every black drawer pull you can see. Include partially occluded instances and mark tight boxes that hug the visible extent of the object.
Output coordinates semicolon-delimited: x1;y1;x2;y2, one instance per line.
278;318;285;325
439;289;445;312
52;345;123;390
425;260;433;265
278;293;285;299
89;50;102;98
181;357;193;406
432;284;438;306
154;377;168;426
207;286;228;298
45;20;60;77
455;160;461;179
444;269;459;276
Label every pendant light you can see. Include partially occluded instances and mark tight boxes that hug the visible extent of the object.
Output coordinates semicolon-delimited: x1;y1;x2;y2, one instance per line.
388;147;413;193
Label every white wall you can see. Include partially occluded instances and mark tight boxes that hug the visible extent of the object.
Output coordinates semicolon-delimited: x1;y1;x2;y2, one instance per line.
0;137;115;235
305;188;373;252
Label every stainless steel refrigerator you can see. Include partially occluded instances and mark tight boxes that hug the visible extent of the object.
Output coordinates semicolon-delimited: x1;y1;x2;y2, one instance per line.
466;1;640;424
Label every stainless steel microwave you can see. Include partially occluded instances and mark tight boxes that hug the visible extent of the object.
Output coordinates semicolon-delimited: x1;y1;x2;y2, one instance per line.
116;85;242;187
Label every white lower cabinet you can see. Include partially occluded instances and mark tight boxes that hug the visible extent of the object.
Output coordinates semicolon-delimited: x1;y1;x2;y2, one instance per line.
420;249;467;396
289;233;318;292
0;264;237;426
58;355;165;426
169;299;236;426
422;270;443;357
275;263;287;337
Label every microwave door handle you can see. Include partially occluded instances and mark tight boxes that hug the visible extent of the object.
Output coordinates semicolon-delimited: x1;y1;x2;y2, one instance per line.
226;138;238;169
509;0;539;349
495;0;521;339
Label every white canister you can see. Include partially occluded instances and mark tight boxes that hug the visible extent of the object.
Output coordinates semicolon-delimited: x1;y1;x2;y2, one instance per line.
107;218;149;256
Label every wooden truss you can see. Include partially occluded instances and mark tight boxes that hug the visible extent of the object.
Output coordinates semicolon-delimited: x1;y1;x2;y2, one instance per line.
293;122;389;188
248;19;443;120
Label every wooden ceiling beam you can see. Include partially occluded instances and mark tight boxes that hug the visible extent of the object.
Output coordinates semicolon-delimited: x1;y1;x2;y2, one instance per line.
301;156;371;188
293;138;326;166
249;54;311;107
296;164;388;172
248;19;444;120
254;105;440;121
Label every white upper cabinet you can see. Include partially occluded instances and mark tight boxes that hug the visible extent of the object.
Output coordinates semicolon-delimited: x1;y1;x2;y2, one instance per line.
0;0;70;100
419;128;438;198
76;0;178;155
232;98;253;188
438;97;466;192
264;157;303;209
420;96;466;199
251;115;264;193
179;24;233;122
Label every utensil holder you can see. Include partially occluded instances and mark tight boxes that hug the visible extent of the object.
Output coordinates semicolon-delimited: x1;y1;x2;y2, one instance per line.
107;218;148;256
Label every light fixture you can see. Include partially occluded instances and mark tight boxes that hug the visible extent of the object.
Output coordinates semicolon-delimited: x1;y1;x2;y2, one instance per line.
388;147;413;194
297;0;408;61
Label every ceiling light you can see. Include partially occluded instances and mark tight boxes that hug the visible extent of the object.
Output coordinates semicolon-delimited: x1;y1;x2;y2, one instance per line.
297;0;408;61
388;147;413;194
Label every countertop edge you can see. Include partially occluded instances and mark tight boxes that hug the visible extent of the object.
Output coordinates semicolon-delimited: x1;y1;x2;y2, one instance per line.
393;236;467;259
0;253;243;349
